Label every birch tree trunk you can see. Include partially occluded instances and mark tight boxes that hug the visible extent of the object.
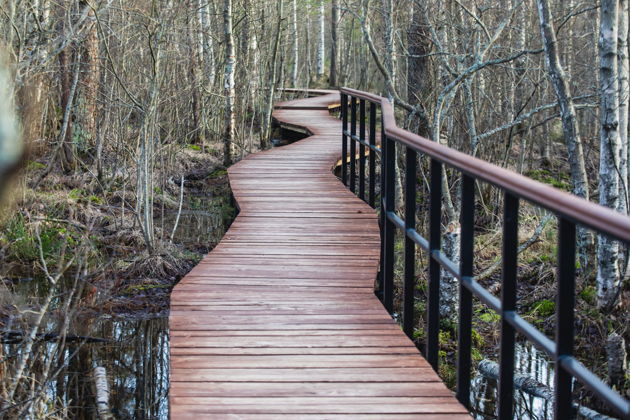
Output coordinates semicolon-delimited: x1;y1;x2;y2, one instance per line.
536;0;589;201
382;0;397;91
136;21;162;255
305;2;312;87
78;7;100;149
330;0;339;86
261;0;283;148
187;3;202;144
316;0;325;77
597;0;622;310
58;10;77;172
249;31;260;113
536;0;591;270
197;0;216;87
223;0;236;166
407;0;431;136
618;0;629;214
291;0;299;86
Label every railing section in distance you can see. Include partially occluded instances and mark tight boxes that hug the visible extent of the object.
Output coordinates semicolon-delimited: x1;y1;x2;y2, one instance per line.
168;89;470;418
340;87;630;420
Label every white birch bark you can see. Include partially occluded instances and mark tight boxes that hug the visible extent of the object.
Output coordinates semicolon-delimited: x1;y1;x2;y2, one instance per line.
382;0;397;92
223;0;236;165
330;0;339;86
197;0;216;87
440;223;460;321
536;0;590;200
597;0;622;309
93;367;114;420
249;31;260;112
316;0;325;76
291;0;299;86
305;1;312;87
618;0;629;214
261;0;283;148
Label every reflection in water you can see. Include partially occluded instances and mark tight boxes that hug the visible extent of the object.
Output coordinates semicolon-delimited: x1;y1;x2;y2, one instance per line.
471;343;555;419
2;187;230;419
91;317;169;420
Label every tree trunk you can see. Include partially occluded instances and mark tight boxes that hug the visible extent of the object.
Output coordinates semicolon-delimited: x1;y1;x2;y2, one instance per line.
618;0;629;214
58;47;76;171
316;0;325;77
536;0;589;201
597;0;622;310
261;0;283;148
381;0;397;94
536;0;591;269
223;0;236;166
79;6;100;150
330;0;339;86
407;0;431;136
291;0;299;86
197;0;216;87
187;1;202;144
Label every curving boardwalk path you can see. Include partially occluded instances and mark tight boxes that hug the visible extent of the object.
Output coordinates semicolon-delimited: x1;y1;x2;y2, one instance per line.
168;91;470;419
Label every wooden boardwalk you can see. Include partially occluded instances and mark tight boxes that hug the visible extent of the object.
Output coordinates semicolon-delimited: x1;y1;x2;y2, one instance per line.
168;91;470;419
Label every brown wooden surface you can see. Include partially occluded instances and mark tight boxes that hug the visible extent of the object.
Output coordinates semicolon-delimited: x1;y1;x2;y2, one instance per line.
169;91;470;418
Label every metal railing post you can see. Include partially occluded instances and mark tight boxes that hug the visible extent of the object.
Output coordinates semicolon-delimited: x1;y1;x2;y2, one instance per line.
456;174;475;408
350;97;357;193
359;99;366;201
498;193;519;419
426;159;442;369
555;218;576;419
403;148;417;337
369;102;377;207
382;122;395;313
341;93;348;186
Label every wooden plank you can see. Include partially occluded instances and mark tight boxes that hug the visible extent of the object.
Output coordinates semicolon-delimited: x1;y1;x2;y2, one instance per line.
170;346;421;356
169;91;469;418
169;381;454;397
169;367;441;383
170;412;471;420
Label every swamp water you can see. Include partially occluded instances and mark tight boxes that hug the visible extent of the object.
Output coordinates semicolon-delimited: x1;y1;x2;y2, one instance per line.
2;186;233;419
471;342;556;419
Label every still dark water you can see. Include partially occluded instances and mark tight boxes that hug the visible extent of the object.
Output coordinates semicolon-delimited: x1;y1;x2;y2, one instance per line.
55;316;170;419
471;343;555;419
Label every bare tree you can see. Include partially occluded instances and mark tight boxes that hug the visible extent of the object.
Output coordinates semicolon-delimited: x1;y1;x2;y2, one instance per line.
597;0;622;309
316;0;325;77
291;0;299;86
223;0;236;165
330;0;340;86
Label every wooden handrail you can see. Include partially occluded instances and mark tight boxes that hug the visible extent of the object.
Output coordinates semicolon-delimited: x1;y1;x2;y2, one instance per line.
341;87;630;243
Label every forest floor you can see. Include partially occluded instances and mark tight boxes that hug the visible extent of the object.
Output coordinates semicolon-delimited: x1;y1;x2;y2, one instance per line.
0;142;236;328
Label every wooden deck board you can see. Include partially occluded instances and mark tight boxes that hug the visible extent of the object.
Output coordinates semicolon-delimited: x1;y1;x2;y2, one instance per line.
169;90;469;417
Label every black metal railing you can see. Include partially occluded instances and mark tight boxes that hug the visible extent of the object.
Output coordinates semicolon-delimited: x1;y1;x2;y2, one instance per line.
339;87;630;420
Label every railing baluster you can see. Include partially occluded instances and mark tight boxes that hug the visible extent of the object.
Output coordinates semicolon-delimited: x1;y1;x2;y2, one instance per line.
555;217;576;419
341;93;348;186
350;97;357;193
498;192;519;420
377;107;386;301
369;102;377;208
403;148;417;337
457;174;475;408
427;159;442;369
359;99;366;201
382;126;396;314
